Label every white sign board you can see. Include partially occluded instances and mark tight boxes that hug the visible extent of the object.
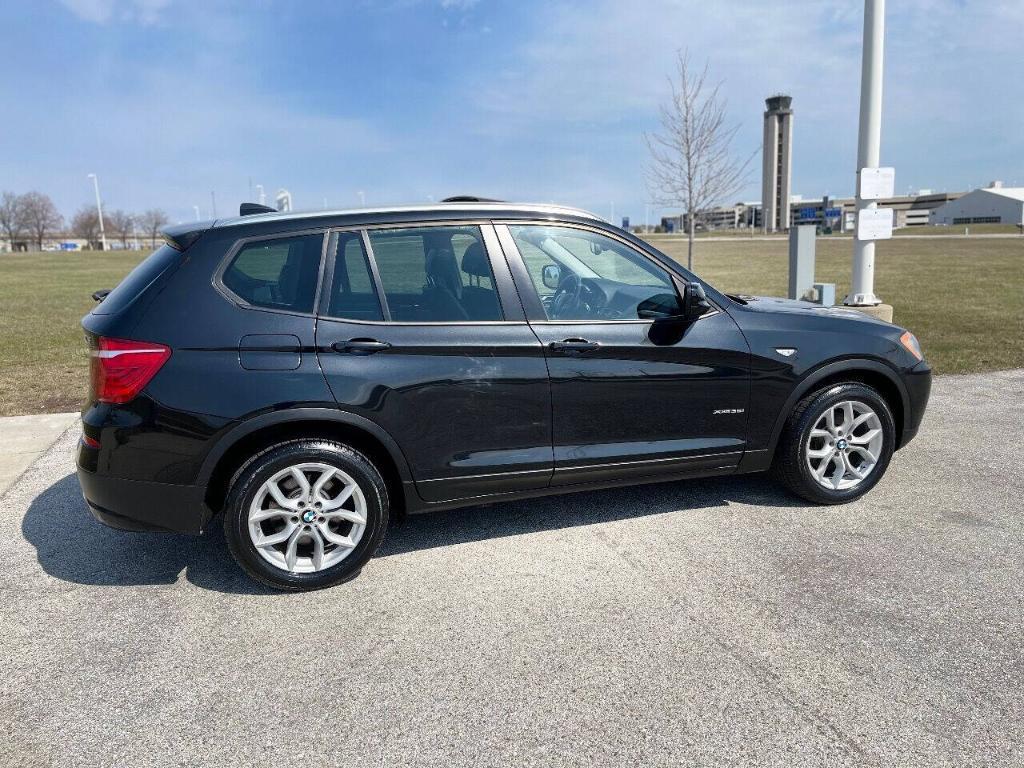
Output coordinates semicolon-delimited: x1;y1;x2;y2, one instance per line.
856;207;894;240
859;167;895;200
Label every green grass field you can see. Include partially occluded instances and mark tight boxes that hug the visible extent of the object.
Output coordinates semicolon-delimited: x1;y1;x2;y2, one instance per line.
1;236;1021;416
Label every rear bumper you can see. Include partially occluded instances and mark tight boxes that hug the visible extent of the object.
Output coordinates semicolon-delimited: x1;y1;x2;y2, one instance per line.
898;360;932;449
77;458;208;534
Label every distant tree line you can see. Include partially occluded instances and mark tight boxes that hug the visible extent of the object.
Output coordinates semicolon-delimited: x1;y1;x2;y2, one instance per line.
1;190;168;252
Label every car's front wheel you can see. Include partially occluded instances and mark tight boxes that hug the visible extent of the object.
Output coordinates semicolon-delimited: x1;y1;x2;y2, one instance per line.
224;440;389;591
774;382;896;504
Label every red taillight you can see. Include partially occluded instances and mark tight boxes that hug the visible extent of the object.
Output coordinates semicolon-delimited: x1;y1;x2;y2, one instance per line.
89;337;171;404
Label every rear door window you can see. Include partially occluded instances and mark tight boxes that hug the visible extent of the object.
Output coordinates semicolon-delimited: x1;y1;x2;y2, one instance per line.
222;233;324;313
91;244;182;315
366;225;503;322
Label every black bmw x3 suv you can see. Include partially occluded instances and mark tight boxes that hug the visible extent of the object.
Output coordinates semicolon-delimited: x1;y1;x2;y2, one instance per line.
77;200;931;590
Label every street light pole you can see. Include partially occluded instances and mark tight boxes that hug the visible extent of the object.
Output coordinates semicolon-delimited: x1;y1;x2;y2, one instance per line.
87;174;107;251
845;0;885;306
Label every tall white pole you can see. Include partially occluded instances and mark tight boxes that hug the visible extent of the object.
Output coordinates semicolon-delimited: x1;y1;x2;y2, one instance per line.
193;205;201;221
88;174;107;252
256;184;265;205
845;0;885;306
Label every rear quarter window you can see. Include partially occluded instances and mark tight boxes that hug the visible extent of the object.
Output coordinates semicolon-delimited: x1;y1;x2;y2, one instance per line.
91;244;182;315
221;233;324;313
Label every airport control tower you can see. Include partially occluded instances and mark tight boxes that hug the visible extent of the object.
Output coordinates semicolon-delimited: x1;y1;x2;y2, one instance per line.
762;95;793;233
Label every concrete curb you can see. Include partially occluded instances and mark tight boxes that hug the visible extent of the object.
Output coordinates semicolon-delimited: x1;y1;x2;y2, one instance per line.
0;412;80;498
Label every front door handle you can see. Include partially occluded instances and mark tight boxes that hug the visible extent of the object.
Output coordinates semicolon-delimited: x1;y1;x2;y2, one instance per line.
332;338;392;354
549;338;600;352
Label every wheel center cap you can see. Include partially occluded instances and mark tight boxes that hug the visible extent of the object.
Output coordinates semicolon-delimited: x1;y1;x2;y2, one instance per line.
836;438;848;451
301;509;316;523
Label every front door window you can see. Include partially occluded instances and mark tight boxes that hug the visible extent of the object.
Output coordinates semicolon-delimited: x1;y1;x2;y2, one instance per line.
507;225;681;321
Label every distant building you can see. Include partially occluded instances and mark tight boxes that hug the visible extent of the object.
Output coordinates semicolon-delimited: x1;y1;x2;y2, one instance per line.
658;189;963;235
761;95;794;233
929;181;1024;226
790;191;960;231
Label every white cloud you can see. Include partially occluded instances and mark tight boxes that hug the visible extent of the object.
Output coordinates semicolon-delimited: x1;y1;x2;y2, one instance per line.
59;0;172;25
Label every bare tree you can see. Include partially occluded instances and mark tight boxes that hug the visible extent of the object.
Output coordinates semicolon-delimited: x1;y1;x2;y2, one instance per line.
71;206;109;250
18;191;63;251
645;51;753;270
1;191;26;249
107;209;135;248
139;208;169;248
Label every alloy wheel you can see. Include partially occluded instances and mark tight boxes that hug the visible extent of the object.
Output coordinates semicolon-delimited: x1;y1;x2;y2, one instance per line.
247;462;367;573
804;400;884;491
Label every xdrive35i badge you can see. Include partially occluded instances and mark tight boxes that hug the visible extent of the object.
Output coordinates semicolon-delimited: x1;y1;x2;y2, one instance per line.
713;408;745;415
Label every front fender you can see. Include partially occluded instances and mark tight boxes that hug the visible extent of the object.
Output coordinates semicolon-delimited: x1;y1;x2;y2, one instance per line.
763;357;909;457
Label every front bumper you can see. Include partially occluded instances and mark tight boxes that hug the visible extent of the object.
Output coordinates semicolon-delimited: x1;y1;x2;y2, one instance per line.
898;359;932;449
77;449;208;534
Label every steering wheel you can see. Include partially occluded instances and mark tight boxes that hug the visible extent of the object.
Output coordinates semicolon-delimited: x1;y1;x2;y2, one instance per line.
550;271;583;319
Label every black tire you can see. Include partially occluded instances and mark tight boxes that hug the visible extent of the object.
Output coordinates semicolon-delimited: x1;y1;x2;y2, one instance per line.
224;439;389;591
773;382;896;505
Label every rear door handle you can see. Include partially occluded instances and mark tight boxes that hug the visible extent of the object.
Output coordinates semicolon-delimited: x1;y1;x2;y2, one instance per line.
332;339;392;354
549;338;600;352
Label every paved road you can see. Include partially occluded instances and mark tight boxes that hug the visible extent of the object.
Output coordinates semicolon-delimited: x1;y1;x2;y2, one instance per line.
2;371;1022;767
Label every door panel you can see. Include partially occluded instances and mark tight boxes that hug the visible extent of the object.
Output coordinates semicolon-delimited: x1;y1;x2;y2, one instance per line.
316;322;553;500
496;222;750;486
528;314;749;485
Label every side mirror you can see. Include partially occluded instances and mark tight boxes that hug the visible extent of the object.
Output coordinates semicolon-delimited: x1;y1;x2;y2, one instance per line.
637;293;684;320
541;264;562;290
683;282;712;321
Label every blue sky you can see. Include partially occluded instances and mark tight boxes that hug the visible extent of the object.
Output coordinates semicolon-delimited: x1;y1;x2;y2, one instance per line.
2;0;1022;225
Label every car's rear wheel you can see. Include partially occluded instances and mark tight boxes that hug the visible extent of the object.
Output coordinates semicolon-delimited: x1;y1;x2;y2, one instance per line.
774;382;895;504
224;440;389;591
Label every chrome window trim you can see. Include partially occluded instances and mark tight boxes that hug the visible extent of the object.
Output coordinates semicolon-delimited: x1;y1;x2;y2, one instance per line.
213;203;604;229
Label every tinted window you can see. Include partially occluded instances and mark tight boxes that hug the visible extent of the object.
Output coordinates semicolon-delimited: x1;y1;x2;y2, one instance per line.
509;225;682;321
91;244;181;315
222;234;323;313
367;226;502;322
327;232;384;321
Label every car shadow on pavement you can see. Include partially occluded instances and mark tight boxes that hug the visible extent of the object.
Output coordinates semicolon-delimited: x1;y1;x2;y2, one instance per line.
378;473;803;559
23;471;803;594
22;474;277;595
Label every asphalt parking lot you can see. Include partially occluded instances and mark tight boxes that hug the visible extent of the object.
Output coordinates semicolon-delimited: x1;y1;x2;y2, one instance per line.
2;370;1022;767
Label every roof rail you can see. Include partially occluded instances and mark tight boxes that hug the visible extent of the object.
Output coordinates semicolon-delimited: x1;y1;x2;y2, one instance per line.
240;202;277;216
441;195;503;203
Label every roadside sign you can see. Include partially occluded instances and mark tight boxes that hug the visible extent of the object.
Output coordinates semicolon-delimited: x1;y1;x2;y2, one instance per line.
859;167;895;200
856;207;893;240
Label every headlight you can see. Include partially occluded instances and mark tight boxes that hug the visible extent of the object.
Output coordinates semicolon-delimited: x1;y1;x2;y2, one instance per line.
899;331;923;361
